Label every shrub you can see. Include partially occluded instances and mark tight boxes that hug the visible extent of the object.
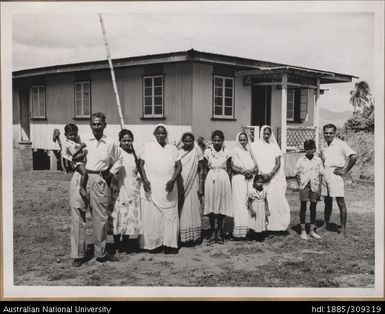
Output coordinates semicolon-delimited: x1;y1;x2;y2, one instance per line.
337;130;374;180
343;115;374;133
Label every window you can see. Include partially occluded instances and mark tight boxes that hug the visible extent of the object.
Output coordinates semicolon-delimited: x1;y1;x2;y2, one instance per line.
31;86;46;119
286;88;308;122
143;76;163;118
74;81;91;118
213;76;234;119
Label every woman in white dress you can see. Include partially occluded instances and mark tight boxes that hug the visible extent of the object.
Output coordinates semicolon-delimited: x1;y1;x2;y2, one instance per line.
250;125;290;231
111;129;143;254
177;132;204;245
139;124;182;254
203;130;233;245
231;132;259;240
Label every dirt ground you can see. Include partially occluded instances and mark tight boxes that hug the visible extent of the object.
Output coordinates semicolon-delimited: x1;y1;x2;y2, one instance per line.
13;170;375;287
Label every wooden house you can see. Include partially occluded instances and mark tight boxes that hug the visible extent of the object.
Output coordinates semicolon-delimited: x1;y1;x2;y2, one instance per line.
12;49;355;172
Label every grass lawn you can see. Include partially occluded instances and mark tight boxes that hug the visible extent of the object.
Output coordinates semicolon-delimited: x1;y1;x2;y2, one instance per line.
13;170;375;287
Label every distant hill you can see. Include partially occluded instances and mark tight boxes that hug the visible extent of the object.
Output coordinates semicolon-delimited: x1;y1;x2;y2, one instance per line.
319;108;352;128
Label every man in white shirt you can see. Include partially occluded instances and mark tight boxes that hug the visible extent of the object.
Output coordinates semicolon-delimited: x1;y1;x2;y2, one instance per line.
320;124;357;237
71;112;121;266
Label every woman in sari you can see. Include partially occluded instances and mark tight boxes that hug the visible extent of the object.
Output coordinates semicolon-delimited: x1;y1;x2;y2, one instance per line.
231;132;259;240
110;129;143;254
139;124;182;254
177;132;204;245
250;125;290;231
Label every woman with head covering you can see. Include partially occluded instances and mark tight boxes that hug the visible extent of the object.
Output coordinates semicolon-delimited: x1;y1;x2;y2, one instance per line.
202;130;233;245
231;132;259;240
139;124;182;254
177;132;204;245
250;125;290;231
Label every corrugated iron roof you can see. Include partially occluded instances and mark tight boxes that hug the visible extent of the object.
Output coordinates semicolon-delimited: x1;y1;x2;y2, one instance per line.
12;49;356;82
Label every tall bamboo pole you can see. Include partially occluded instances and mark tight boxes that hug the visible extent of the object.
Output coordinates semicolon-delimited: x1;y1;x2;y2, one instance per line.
98;13;125;129
98;14;146;181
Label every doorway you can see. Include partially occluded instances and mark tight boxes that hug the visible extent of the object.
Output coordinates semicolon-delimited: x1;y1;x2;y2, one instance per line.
251;86;271;126
19;89;30;142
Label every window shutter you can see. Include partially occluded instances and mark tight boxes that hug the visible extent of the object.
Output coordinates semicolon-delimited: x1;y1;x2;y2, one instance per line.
299;89;308;121
294;89;301;122
286;89;295;121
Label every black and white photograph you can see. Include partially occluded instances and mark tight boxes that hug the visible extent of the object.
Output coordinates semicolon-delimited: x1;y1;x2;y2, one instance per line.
1;1;384;299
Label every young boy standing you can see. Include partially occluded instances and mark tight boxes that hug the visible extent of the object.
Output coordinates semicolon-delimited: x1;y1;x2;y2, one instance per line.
62;123;89;206
295;140;323;240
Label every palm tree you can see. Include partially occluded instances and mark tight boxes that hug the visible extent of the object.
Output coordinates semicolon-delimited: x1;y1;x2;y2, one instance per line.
350;81;374;118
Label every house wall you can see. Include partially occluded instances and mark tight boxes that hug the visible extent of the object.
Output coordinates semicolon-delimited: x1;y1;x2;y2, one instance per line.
191;63;251;141
114;62;193;125
13;63;194;150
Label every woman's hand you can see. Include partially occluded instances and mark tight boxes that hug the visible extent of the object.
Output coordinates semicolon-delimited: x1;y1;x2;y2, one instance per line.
243;170;252;179
262;173;271;182
143;179;151;193
197;190;204;202
242;170;250;179
165;178;176;192
334;167;346;176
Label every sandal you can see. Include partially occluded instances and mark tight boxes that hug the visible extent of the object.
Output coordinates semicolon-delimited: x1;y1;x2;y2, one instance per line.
206;232;216;246
207;235;216;246
217;234;224;245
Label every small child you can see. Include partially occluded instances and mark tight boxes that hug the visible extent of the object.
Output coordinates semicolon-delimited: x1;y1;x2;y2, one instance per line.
61;124;89;206
248;174;270;235
295;139;323;240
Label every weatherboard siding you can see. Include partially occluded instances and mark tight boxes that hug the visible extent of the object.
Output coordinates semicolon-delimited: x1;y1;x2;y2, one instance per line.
191;63;251;141
163;62;193;125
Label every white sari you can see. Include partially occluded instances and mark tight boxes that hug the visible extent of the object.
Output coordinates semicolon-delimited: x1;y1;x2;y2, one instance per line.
139;126;180;250
231;132;257;238
178;144;203;242
250;125;290;231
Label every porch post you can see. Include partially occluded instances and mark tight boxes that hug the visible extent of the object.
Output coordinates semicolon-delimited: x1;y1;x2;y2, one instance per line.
49;150;56;171
314;78;320;149
280;73;287;153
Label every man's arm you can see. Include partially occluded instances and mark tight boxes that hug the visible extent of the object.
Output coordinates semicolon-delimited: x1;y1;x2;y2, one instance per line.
72;143;86;160
108;143;122;175
334;154;357;175
345;154;358;174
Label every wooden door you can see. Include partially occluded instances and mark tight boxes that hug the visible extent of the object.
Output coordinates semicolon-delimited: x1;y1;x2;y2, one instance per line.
251;86;271;126
19;89;30;141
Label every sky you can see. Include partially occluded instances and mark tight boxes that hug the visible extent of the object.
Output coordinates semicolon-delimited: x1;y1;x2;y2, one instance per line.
10;1;380;112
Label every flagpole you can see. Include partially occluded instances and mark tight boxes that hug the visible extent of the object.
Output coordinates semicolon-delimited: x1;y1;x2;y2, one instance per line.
98;13;125;129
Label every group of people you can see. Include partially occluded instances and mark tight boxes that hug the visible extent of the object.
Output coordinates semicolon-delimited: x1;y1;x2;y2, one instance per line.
55;112;357;267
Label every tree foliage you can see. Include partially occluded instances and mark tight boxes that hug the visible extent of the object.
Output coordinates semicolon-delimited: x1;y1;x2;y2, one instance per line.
345;81;375;133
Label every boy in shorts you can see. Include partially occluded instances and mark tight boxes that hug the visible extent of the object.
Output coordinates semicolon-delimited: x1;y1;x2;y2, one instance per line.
295;139;323;240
